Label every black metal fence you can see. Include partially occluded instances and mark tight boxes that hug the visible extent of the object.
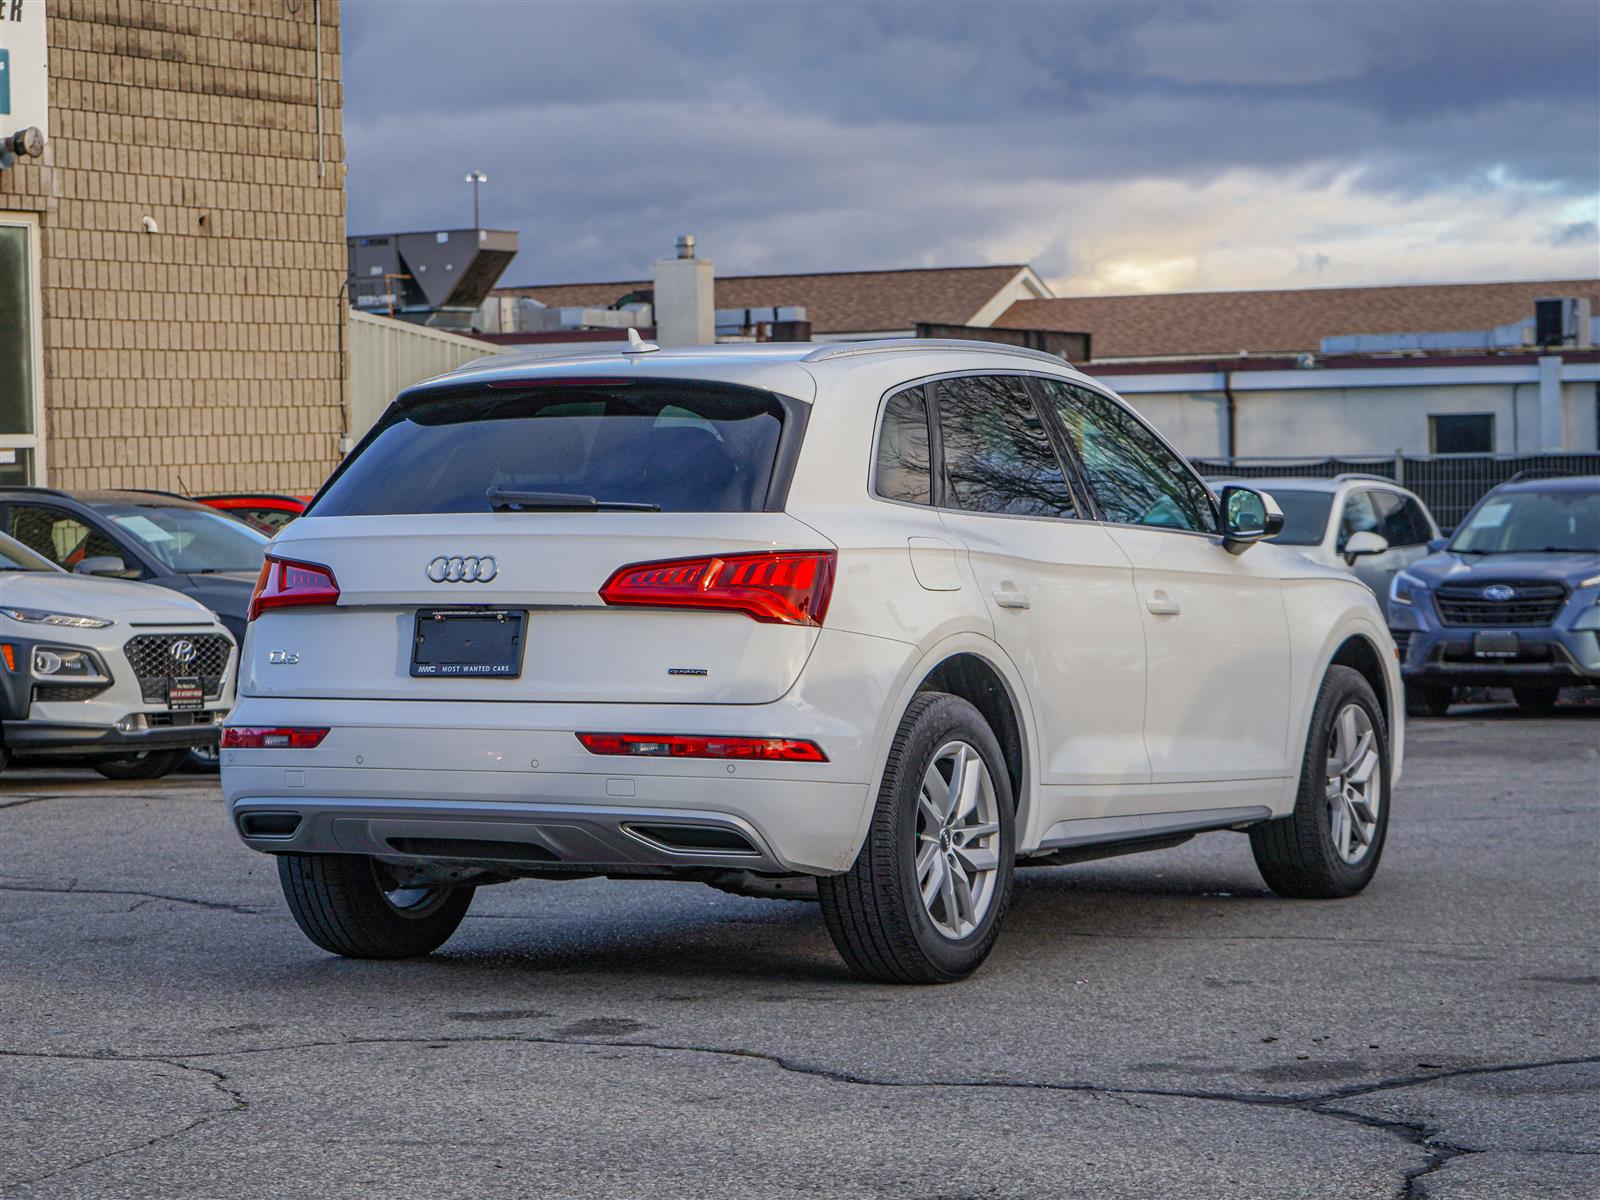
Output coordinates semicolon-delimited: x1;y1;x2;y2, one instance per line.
1193;452;1600;531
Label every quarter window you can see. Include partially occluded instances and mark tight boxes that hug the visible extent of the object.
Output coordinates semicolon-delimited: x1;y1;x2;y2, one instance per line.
873;386;932;505
1035;379;1217;533
936;376;1076;519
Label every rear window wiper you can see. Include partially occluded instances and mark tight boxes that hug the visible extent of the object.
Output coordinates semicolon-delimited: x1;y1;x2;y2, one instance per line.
486;486;659;513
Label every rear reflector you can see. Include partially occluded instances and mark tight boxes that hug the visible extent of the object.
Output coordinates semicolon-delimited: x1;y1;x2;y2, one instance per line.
221;727;330;749
576;732;827;762
599;549;835;626
249;555;340;621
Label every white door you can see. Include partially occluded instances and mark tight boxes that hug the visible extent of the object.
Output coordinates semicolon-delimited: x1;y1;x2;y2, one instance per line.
1035;377;1293;812
930;375;1150;808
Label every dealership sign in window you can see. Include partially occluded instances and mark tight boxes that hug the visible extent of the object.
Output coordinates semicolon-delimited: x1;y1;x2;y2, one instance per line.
0;0;49;145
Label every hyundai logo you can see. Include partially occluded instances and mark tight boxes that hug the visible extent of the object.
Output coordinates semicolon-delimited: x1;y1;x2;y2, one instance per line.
426;555;498;583
1481;584;1516;601
169;639;198;665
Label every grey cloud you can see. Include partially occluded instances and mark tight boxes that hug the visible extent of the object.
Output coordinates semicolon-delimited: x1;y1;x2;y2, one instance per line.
339;0;1600;287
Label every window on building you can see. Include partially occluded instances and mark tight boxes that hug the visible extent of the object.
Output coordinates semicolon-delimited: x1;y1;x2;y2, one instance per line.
873;386;932;505
1429;414;1494;454
937;375;1077;519
1035;378;1217;533
0;220;42;484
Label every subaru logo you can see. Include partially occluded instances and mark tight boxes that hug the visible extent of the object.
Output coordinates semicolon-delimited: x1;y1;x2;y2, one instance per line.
426;555;498;583
1481;585;1516;601
170;639;198;665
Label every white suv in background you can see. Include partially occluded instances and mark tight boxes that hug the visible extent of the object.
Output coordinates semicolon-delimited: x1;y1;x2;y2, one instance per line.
1;532;237;779
224;340;1402;983
1231;475;1443;620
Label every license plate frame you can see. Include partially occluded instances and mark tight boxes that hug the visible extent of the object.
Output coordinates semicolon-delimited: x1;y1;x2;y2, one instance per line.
411;608;526;678
167;676;205;710
1473;631;1520;659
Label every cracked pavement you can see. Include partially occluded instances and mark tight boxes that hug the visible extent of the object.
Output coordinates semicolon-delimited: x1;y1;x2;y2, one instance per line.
1;706;1595;1198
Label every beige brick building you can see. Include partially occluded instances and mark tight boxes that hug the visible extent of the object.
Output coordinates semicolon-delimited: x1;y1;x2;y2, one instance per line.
0;0;346;492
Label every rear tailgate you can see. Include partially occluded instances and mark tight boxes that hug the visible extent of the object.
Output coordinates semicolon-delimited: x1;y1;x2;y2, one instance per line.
242;512;832;704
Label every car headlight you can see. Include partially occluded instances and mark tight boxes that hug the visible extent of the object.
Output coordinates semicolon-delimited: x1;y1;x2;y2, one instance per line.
0;606;114;629
1389;571;1427;607
32;646;110;680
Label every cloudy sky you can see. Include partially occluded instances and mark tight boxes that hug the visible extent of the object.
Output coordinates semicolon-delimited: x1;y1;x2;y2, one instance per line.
342;0;1599;295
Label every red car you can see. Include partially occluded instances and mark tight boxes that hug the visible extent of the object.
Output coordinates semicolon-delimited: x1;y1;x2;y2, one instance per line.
198;493;310;534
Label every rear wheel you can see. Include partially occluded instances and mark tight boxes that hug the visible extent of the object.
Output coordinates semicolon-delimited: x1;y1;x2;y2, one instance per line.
817;692;1015;984
277;853;474;958
1252;666;1390;899
1512;687;1561;712
92;748;189;780
1404;683;1453;718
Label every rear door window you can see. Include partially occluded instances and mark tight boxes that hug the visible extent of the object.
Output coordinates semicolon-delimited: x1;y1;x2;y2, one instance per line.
873;386;932;505
6;504;126;569
1372;491;1427;548
313;380;793;516
936;375;1077;519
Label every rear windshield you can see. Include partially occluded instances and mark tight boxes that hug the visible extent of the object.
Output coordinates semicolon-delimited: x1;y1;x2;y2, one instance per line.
312;380;791;516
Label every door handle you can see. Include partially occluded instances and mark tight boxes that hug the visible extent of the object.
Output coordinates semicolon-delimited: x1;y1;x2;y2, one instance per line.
1146;590;1181;616
991;584;1031;610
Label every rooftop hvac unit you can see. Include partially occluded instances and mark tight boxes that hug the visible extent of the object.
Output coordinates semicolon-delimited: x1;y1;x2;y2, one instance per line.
1534;297;1593;349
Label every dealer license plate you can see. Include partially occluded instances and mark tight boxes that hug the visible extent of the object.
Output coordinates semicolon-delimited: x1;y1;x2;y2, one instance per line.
411;608;526;678
1473;631;1519;659
167;676;204;710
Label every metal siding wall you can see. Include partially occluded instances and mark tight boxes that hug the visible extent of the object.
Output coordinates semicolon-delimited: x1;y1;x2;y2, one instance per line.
348;312;507;439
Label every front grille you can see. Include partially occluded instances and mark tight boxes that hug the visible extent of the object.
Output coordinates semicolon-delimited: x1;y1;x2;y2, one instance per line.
123;633;233;703
1434;581;1567;627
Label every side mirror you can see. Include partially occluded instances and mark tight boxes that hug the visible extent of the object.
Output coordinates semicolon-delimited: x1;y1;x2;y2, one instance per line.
1426;537;1448;553
73;555;129;577
1342;530;1389;565
1220;485;1284;554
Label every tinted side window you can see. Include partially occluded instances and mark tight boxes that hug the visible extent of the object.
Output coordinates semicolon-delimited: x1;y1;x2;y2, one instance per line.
1400;496;1434;544
7;505;123;568
1338;491;1381;551
936;376;1076;519
1372;491;1426;548
873;386;931;505
1036;380;1217;533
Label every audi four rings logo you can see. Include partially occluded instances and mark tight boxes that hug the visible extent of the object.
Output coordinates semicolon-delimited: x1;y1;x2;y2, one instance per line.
169;640;198;665
1482;585;1516;601
426;555;499;583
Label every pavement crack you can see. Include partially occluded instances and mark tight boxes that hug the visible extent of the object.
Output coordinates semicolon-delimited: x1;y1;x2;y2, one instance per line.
2;1056;248;1191
0;883;260;915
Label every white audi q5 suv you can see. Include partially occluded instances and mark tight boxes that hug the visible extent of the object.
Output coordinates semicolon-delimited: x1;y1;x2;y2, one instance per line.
223;339;1402;982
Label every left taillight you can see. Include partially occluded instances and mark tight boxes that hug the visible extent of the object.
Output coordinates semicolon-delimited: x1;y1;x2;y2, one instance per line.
220;727;329;749
599;549;835;626
249;555;340;621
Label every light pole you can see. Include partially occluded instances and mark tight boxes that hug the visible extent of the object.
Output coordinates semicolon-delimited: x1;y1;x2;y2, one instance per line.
465;170;488;228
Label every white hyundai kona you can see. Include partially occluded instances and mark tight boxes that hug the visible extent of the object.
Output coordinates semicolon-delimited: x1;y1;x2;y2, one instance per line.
223;339;1401;982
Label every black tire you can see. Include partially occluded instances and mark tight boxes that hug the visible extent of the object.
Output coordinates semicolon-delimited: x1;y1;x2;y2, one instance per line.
1512;687;1561;712
1251;666;1391;899
817;692;1016;984
184;743;221;774
1404;683;1453;718
91;748;190;780
277;853;474;959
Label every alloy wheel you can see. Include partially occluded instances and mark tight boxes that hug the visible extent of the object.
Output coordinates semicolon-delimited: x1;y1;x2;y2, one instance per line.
914;740;1002;939
1326;703;1382;864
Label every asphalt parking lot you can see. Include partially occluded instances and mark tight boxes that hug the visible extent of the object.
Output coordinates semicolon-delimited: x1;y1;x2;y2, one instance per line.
2;706;1596;1200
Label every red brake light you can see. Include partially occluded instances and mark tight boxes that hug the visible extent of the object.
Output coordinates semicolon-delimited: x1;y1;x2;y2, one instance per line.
576;733;827;762
248;555;340;621
221;727;329;749
599;549;835;626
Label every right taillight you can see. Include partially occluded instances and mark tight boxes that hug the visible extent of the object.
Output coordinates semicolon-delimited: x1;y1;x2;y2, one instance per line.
248;555;340;621
599;549;836;626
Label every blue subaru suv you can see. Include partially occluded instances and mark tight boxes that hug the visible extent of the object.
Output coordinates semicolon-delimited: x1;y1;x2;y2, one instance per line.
1389;475;1599;715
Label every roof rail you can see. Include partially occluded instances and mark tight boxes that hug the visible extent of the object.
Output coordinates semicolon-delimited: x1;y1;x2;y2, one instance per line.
0;484;74;499
1332;473;1397;484
1504;468;1574;483
802;338;1071;368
